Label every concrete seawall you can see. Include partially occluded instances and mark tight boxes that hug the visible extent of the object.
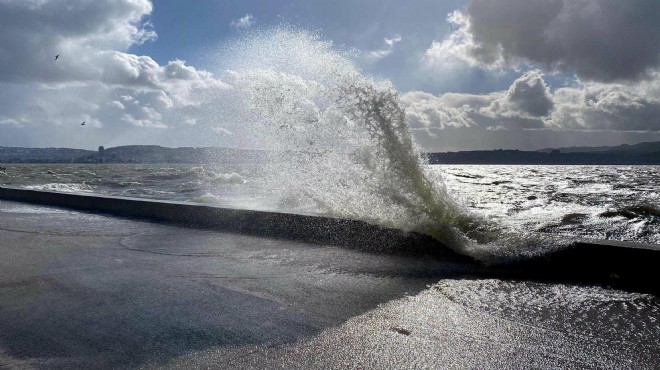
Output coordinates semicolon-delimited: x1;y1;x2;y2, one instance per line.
0;186;459;258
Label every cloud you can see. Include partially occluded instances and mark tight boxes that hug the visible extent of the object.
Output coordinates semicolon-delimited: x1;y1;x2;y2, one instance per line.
231;14;255;29
0;0;231;146
403;70;660;135
402;71;552;131
384;35;401;48
427;0;660;82
212;127;233;136
400;91;480;130
365;34;402;61
481;70;553;118
418;0;660;141
0;0;156;83
423;11;505;73
550;75;660;131
0;118;22;127
109;101;125;110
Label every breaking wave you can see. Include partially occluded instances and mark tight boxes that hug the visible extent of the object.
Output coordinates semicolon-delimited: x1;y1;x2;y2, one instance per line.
206;28;567;261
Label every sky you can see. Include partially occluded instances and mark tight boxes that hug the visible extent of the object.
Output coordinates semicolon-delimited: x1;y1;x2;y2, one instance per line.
1;0;660;151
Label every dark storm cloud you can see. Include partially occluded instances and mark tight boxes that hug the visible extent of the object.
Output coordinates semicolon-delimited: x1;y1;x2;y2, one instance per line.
439;0;660;82
416;0;660;148
483;70;554;118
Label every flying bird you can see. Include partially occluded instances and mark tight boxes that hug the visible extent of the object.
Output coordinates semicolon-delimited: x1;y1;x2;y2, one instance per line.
81;121;85;126
55;54;59;61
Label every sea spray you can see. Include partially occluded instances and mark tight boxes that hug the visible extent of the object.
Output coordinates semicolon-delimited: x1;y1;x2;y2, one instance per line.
209;28;566;261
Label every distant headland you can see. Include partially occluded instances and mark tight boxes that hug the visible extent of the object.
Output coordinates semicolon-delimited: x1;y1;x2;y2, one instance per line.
1;141;660;165
426;141;660;165
0;145;259;164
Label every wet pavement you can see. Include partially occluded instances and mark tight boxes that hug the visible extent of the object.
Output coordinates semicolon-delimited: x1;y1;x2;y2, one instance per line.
0;200;658;369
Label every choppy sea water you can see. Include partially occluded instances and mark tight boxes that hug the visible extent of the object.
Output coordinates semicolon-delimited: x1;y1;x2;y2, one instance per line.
1;164;658;245
441;165;660;245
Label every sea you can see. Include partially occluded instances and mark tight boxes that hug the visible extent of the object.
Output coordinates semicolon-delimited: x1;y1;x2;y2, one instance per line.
1;163;658;248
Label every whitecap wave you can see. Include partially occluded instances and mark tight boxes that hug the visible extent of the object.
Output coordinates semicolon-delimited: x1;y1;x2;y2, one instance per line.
23;183;93;193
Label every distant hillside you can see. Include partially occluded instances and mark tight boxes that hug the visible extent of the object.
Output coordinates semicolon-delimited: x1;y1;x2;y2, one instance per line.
0;147;94;163
428;141;660;165
0;145;262;164
90;146;262;164
537;141;660;154
3;142;660;165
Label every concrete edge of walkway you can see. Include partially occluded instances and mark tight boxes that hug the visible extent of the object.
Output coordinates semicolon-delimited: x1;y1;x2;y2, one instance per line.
0;186;464;259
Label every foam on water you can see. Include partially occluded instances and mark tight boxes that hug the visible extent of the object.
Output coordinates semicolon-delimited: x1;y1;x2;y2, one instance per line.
23;183;93;193
206;28;566;261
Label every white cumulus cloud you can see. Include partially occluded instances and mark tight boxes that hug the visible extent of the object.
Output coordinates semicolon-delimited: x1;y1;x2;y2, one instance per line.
423;11;505;73
231;14;255;29
365;34;402;61
0;0;232;147
403;70;660;135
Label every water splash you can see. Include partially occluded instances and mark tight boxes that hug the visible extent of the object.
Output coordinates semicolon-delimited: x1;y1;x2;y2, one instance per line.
210;28;566;261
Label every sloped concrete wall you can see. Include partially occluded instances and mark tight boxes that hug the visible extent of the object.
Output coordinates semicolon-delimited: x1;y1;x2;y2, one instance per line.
0;186;460;258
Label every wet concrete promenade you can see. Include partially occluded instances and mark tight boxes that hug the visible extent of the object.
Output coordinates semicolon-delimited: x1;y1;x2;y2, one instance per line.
0;199;658;369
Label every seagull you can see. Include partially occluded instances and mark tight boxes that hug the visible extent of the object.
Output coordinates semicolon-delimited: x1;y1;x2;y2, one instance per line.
55;54;59;61
81;121;85;126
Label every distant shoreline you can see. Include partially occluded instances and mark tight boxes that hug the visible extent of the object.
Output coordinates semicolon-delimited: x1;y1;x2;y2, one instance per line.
426;150;660;165
2;142;660;165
